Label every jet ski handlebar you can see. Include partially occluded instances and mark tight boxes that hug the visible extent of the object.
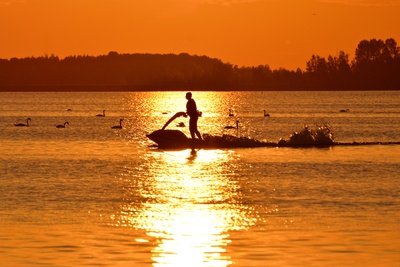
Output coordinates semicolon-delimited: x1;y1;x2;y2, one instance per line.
161;111;187;130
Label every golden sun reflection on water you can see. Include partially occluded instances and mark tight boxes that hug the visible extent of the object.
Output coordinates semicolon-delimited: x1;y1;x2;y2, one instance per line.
114;149;256;267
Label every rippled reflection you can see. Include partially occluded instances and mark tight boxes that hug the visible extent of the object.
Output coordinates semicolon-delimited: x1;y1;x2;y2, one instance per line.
114;149;256;267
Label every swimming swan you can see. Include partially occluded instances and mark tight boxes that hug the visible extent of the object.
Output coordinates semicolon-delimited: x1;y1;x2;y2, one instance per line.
229;109;234;116
56;122;69;128
96;110;106;117
111;119;123;129
263;110;270;117
225;120;239;129
14;118;31;127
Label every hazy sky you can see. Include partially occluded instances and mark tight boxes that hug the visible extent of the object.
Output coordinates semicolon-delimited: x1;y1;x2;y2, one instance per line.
1;0;399;70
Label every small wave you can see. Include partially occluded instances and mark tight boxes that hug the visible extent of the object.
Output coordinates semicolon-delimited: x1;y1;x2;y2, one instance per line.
205;125;335;148
202;134;276;148
277;125;400;147
334;141;400;146
277;125;334;147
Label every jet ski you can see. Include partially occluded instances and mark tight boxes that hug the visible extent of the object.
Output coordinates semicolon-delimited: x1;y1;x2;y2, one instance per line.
146;112;199;149
146;112;275;149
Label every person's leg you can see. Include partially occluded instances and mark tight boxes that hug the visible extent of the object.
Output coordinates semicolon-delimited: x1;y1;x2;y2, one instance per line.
189;118;196;150
189;118;196;139
195;130;202;140
192;117;202;140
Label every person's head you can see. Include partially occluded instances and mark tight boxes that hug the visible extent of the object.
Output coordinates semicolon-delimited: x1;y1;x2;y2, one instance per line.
186;92;192;100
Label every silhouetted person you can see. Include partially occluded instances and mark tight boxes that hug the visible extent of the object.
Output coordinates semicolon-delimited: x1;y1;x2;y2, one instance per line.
185;92;202;141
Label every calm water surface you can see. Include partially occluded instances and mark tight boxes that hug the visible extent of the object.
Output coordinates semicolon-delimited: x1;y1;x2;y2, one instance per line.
0;91;399;267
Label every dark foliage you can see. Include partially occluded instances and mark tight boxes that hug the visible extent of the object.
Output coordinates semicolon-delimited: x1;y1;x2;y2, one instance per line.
0;38;399;91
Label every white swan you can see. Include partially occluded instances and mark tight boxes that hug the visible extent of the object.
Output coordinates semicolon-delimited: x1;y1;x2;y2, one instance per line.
225;120;239;129
96;110;106;117
56;122;69;128
111;119;123;129
263;110;270;117
15;118;31;127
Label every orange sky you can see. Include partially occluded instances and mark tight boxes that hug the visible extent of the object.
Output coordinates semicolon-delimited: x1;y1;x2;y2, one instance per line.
1;0;399;70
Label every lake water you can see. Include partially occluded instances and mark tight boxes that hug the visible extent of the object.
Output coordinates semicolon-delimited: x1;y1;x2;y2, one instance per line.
0;91;399;267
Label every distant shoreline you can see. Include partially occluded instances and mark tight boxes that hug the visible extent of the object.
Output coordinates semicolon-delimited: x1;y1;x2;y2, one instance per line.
2;39;400;91
0;85;398;92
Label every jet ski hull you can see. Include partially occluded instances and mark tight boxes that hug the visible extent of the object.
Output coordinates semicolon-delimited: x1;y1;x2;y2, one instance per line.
146;129;203;149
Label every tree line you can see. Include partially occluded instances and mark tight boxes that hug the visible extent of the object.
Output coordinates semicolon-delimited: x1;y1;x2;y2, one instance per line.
0;38;399;91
